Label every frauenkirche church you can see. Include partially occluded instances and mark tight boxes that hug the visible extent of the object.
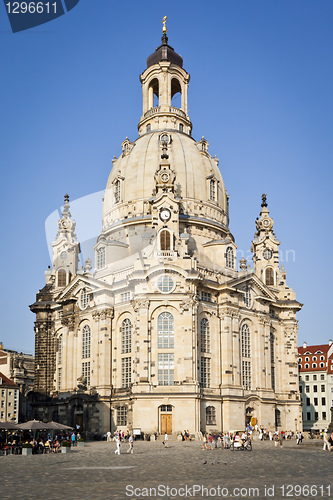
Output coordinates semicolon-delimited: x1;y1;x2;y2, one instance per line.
30;20;302;438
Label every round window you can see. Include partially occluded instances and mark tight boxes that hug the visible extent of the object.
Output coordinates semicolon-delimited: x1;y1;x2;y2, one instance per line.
264;249;272;260
156;275;175;293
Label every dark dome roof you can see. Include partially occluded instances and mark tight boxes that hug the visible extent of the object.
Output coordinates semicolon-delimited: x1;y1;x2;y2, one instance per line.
147;35;183;68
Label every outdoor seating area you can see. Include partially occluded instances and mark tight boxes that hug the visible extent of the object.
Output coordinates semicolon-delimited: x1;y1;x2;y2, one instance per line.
0;419;78;455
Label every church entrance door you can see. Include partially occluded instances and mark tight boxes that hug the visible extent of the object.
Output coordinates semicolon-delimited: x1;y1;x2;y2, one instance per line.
76;414;83;432
161;414;172;435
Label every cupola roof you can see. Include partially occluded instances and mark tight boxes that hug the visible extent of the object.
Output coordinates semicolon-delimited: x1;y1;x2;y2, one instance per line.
147;34;183;69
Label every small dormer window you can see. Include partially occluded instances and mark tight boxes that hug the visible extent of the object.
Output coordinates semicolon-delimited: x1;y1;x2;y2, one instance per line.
57;269;67;287
115;180;121;203
80;289;89;310
160;230;171;251
146;124;151;133
226;247;234;269
210;179;216;201
179;123;184;132
243;288;252;308
97;247;106;269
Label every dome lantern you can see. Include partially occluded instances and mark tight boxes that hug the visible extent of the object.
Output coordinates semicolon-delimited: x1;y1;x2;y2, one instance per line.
138;19;191;136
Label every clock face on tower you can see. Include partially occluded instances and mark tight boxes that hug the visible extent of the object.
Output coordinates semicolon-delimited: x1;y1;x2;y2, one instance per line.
159;208;171;222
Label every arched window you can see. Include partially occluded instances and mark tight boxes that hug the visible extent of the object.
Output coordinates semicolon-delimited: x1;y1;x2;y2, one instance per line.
241;324;251;390
210;179;216;201
82;325;91;359
179;123;184;132
241;324;250;358
158;312;174;348
58;334;62;365
200;318;210;353
275;409;281;428
160;230;171;251
57;269;66;287
115;179;121;203
97;247;106;269
148;78;159;108
265;267;275;286
171;78;181;108
146;124;151;133
206;406;216;425
226;247;234;269
121;318;132;354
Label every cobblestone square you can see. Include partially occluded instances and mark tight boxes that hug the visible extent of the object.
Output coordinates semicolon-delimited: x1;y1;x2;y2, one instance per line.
1;439;332;500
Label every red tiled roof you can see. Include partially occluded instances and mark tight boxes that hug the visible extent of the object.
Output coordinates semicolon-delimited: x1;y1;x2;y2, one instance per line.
0;372;18;387
298;344;330;355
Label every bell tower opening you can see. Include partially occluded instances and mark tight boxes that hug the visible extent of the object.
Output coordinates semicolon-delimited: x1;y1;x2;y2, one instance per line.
171;78;181;109
148;78;159;109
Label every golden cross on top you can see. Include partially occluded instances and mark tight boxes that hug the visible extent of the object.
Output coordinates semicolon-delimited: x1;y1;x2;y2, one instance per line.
162;16;167;34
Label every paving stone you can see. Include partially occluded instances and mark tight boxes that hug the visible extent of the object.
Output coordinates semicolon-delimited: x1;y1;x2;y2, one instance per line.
0;439;332;500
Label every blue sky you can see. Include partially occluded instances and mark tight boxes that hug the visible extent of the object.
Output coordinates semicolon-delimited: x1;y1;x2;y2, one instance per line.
0;0;332;353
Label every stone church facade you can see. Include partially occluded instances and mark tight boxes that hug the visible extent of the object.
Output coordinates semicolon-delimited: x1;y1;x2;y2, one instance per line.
30;27;302;438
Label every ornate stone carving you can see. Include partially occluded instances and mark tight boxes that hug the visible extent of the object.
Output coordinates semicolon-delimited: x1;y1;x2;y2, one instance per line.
179;295;198;314
132;299;150;312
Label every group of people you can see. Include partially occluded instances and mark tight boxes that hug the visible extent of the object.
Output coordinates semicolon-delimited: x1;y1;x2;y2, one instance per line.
108;430;134;455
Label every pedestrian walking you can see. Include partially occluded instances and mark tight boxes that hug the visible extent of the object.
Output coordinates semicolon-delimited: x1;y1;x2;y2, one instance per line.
202;434;207;450
296;431;303;445
114;435;121;455
164;432;168;448
127;435;134;454
323;429;329;451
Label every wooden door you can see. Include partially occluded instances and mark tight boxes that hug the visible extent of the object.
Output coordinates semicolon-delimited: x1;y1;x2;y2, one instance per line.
76;414;83;431
161;414;172;435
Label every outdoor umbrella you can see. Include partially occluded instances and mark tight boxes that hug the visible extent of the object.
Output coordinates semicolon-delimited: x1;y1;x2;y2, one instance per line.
47;421;73;430
18;420;54;430
0;422;19;430
17;420;55;440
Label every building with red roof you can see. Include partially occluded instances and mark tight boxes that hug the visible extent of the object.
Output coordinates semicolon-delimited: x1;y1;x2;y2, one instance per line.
298;341;333;432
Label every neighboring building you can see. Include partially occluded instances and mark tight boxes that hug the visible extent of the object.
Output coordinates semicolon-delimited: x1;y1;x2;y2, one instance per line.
0;344;34;422
0;371;19;423
30;24;302;438
298;341;333;432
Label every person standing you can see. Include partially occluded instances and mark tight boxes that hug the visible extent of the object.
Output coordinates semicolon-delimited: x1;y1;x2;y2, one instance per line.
328;432;333;452
71;432;76;447
202;434;207;450
323;429;329;451
106;430;112;442
164;432;168;448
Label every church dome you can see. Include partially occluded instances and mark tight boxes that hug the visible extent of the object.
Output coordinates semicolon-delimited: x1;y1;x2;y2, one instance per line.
103;131;228;232
102;29;229;237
